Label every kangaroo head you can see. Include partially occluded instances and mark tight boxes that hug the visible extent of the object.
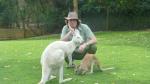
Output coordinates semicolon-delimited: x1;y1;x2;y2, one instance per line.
72;29;83;45
74;64;88;75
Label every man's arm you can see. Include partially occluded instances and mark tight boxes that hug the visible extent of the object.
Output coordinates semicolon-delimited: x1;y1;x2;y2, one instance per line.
60;24;75;41
85;36;97;46
60;31;72;41
78;24;97;52
78;36;97;52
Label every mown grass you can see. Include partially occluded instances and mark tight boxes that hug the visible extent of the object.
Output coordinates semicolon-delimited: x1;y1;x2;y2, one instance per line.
0;31;150;84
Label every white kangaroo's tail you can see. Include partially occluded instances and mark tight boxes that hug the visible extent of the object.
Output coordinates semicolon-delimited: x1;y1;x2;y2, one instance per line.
101;67;115;71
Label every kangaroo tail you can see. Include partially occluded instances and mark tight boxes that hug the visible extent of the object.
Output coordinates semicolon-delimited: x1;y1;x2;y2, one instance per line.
101;67;115;71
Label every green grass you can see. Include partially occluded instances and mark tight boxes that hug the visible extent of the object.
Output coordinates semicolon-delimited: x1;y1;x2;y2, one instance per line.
0;31;150;84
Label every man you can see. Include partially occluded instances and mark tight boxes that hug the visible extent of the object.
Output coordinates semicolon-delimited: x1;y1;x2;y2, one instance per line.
60;11;97;67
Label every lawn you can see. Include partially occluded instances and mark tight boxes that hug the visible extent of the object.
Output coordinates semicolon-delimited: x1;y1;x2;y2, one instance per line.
0;31;150;84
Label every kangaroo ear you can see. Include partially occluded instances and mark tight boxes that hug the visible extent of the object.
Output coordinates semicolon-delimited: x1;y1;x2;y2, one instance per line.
72;32;76;36
74;29;80;34
74;64;79;69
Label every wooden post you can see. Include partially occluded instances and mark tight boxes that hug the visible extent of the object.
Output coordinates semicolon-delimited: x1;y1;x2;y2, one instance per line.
73;0;78;13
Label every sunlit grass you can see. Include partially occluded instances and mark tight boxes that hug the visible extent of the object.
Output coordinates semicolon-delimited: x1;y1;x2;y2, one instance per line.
0;31;150;84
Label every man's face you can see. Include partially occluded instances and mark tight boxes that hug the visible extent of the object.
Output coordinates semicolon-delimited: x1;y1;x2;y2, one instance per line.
68;19;77;28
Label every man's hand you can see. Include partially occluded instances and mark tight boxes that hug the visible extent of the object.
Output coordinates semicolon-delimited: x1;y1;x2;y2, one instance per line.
68;24;75;34
78;43;87;53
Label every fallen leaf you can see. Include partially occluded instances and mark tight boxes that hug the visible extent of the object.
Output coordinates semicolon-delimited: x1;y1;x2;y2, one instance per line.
26;52;32;55
4;65;10;68
112;72;117;75
132;73;136;76
3;78;9;80
80;81;84;83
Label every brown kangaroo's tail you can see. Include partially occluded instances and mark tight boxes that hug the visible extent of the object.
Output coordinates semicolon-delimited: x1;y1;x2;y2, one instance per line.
101;67;115;71
93;56;115;72
93;56;103;72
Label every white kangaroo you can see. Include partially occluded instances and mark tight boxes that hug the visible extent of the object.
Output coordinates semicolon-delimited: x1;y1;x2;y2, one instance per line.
39;29;83;84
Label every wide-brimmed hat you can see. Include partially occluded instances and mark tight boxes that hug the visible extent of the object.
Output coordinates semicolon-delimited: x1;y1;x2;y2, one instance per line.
65;11;79;20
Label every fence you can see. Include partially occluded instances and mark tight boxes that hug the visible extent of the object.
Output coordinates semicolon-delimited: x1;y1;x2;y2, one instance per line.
81;13;150;31
0;28;45;40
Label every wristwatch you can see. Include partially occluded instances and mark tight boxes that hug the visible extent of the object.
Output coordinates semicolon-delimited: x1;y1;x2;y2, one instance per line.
86;42;89;46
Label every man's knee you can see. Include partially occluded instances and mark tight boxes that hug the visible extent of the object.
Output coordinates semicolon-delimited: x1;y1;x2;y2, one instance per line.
67;44;97;61
87;44;97;54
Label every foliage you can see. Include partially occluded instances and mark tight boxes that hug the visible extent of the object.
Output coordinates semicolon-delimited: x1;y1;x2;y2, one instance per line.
110;0;150;16
0;0;18;28
0;0;149;31
79;0;150;16
79;0;101;14
0;0;68;32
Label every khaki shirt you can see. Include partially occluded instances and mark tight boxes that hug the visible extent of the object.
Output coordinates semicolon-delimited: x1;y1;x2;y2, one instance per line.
61;23;95;43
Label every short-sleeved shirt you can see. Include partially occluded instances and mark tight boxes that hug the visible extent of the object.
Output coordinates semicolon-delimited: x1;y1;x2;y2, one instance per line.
61;23;95;43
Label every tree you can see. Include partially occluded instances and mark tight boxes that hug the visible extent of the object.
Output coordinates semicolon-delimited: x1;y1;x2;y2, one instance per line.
73;0;78;13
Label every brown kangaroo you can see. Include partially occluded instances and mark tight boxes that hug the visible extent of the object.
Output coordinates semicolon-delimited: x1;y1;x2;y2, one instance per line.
75;53;114;75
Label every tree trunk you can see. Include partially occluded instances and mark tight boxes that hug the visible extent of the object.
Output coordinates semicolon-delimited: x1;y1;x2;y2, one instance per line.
73;0;78;13
17;0;26;37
